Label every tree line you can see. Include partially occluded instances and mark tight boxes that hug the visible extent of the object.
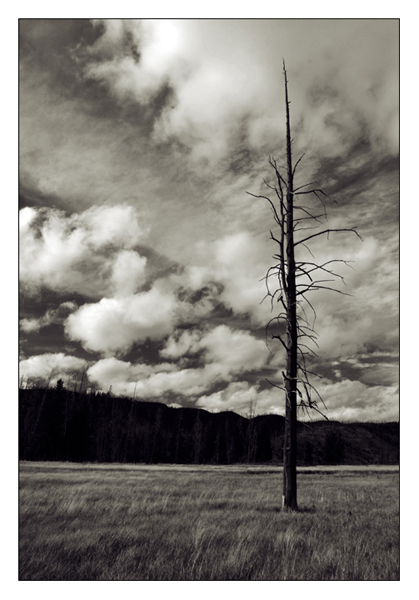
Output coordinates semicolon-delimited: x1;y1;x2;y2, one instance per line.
19;384;398;466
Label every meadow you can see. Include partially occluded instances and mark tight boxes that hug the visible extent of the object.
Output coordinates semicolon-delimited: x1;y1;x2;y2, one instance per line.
19;461;399;581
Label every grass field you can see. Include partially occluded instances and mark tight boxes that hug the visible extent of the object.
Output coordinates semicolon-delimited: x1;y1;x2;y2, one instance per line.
19;461;399;581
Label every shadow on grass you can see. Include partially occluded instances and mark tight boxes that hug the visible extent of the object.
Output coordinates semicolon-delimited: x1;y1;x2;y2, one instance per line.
255;505;317;514
296;505;317;513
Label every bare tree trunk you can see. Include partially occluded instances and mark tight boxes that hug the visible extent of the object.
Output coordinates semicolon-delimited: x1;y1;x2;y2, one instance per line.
282;66;298;511
247;61;362;512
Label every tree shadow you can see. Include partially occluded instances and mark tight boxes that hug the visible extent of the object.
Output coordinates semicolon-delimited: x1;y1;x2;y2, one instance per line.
256;504;317;514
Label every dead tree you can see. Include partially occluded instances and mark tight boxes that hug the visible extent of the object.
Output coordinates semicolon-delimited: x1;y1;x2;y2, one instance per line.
248;62;362;511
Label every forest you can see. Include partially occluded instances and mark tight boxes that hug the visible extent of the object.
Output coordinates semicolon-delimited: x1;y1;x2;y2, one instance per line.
19;384;399;466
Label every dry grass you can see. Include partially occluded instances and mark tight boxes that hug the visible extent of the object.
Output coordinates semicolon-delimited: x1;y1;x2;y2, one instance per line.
19;462;399;580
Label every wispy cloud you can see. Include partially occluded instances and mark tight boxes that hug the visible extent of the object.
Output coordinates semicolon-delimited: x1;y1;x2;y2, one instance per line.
20;301;78;333
78;19;398;165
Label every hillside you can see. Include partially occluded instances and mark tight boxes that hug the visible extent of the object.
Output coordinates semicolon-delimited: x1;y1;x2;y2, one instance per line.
19;387;399;465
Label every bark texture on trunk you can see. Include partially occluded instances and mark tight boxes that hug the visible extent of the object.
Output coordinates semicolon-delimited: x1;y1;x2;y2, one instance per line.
282;65;298;511
247;63;361;510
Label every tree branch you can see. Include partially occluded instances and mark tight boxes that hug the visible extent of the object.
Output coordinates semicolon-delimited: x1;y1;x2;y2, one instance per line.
292;153;305;176
295;227;363;247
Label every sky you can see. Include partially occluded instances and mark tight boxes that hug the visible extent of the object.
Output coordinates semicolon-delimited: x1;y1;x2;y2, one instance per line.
18;18;399;422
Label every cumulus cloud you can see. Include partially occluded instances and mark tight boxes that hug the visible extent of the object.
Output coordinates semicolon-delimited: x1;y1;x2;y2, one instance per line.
19;353;88;386
86;356;177;396
199;325;269;372
133;363;225;399
20;212;275;359
110;250;148;296
87;356;226;399
20;205;148;298
65;282;177;355
86;324;271;398
185;231;272;325
161;324;270;372
58;224;279;359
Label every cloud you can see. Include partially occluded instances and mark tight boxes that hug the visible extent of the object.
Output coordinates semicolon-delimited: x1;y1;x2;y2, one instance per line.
57;226;277;361
87;356;226;399
19;353;88;386
87;324;271;398
185;231;273;325
20;209;275;360
196;381;284;416
86;356;177;396
85;351;398;422
196;381;260;414
303;235;398;361
331;352;398;388
153;56;263;165
198;324;269;373
195;373;398;422
79;20;271;167
18;20;399;423
64;282;177;355
19;205;148;298
84;20;185;103
314;378;399;422
133;363;225;399
80;19;398;167
160;328;202;359
20;301;78;333
110;250;148;296
161;324;270;372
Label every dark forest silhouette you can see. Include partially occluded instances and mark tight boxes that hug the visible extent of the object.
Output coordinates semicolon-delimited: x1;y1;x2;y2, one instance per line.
19;385;398;466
